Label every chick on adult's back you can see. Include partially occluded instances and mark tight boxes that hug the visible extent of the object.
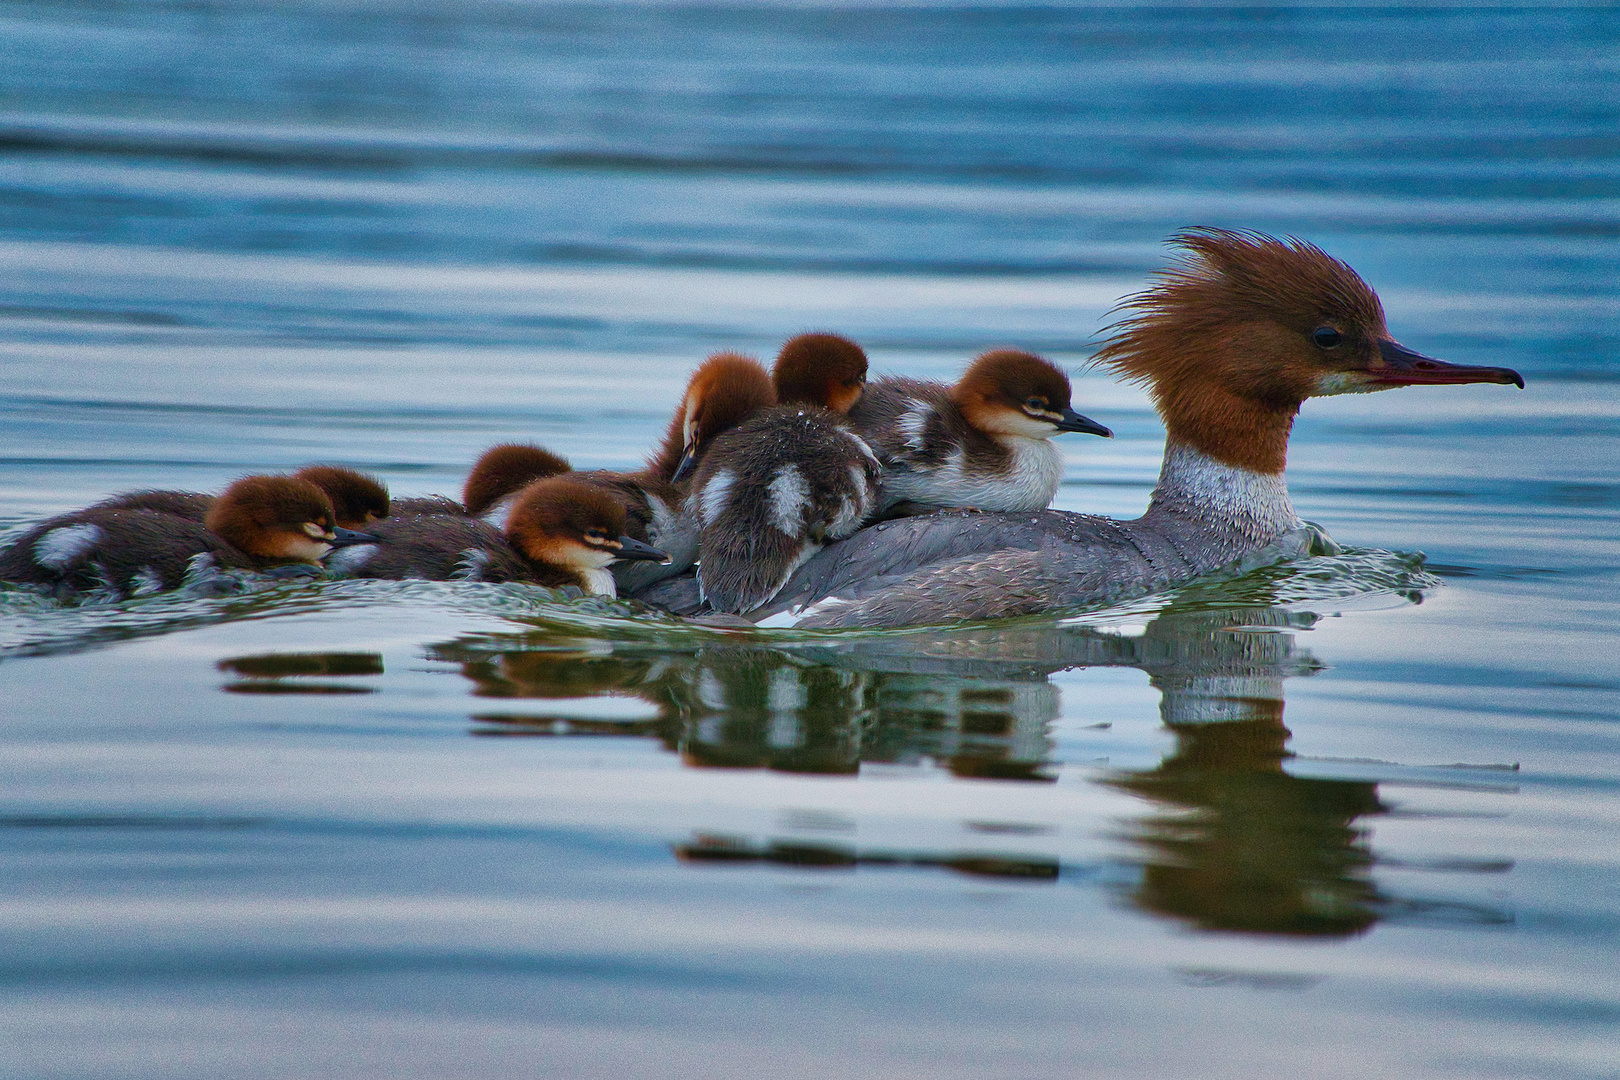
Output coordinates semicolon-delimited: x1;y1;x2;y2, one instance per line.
849;349;1111;515
684;333;881;614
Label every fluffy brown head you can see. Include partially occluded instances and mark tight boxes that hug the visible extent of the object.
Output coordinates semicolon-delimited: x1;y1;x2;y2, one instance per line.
773;333;868;414
1094;228;1520;473
463;443;572;517
293;465;390;528
951;350;1077;437
650;352;776;482
206;476;339;563
505;477;632;573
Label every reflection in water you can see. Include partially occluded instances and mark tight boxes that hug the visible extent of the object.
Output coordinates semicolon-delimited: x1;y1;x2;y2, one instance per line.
218;651;383;695
1111;708;1384;938
425;605;1509;936
676;835;1060;882
441;641;1060;780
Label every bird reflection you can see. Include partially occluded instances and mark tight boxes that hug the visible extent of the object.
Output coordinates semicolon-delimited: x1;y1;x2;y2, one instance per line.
430;603;1503;937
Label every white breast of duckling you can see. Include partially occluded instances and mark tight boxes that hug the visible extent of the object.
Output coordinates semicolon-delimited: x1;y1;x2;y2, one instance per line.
581;566;618;598
890;434;1065;513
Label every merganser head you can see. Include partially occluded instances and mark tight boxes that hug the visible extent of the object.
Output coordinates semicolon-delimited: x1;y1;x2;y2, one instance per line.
463;443;573;517
1096;228;1524;474
205;476;377;564
664;352;776;483
505;478;671;586
292;465;391;528
950;349;1113;440
773;332;868;415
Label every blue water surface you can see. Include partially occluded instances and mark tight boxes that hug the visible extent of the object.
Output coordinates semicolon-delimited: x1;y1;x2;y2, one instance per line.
0;5;1617;1078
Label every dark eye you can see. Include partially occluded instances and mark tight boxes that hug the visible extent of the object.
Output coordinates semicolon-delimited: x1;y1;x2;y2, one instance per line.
1024;396;1047;411
1311;327;1344;348
585;528;607;542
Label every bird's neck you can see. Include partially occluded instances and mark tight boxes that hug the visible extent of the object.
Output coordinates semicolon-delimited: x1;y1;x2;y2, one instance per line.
1146;439;1300;545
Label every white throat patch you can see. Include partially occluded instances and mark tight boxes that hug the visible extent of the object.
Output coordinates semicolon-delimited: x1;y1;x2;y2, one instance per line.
1153;442;1300;542
581;566;618;597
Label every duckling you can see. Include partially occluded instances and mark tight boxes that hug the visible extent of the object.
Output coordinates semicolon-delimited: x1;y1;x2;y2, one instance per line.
681;332;882;614
505;477;671;596
454;442;685;591
1;476;374;600
327;476;668;595
291;465;391;526
460;444;573;522
648;352;778;483
848;348;1112;515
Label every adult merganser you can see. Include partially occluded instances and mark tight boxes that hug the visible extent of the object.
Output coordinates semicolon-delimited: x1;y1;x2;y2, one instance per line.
679;333;882;614
848;348;1112;515
687;229;1523;629
1;476;375;600
328;477;668;594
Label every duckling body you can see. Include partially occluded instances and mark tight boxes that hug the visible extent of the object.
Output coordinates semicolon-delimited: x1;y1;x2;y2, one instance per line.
677;333;880;615
848;350;1111;515
1;508;255;599
322;513;537;583
1;476;370;600
86;489;215;522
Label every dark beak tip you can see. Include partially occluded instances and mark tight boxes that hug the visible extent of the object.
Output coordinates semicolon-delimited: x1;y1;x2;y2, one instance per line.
328;526;381;546
614;535;672;563
671;446;699;483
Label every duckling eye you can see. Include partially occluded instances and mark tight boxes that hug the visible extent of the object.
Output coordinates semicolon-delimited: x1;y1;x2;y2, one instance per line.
1311;327;1344;349
1024;396;1048;412
584;528;608;543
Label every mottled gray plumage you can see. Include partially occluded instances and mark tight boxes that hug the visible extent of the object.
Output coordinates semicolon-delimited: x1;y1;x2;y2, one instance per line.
635;441;1316;627
757;442;1311;627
